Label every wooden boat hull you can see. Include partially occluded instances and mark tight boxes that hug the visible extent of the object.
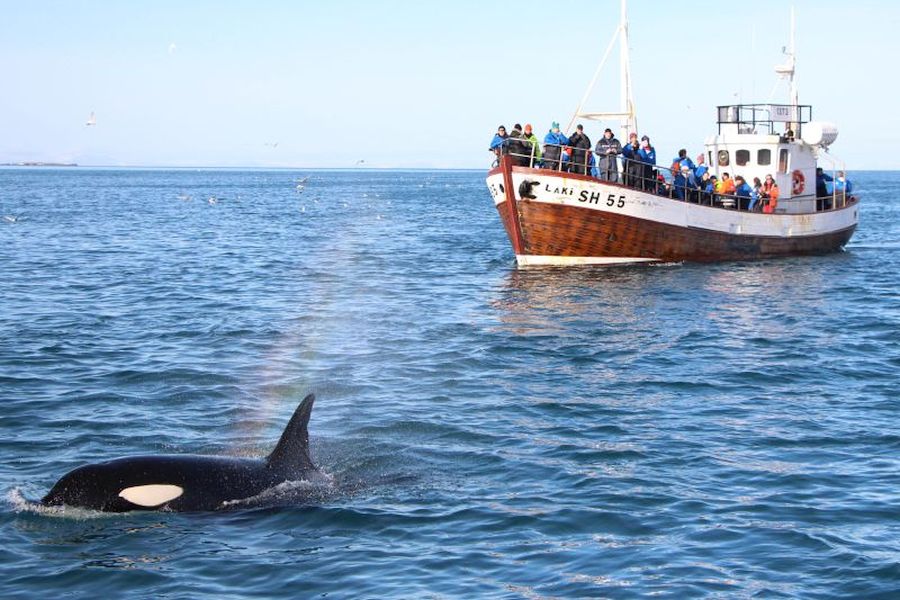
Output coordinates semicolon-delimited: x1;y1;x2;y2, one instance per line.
487;161;858;266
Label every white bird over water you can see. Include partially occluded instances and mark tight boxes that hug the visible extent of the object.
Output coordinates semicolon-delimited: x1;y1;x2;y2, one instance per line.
85;112;96;126
208;196;218;205
3;214;23;223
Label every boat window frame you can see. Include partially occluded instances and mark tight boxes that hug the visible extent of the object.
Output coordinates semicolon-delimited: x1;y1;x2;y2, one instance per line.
778;148;789;173
717;149;730;167
758;148;772;166
736;149;750;166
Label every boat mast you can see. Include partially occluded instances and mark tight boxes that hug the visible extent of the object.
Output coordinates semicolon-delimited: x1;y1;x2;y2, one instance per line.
568;0;636;138
618;0;634;141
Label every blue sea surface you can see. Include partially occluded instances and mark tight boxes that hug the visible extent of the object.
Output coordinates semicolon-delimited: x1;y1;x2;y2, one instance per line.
1;167;898;598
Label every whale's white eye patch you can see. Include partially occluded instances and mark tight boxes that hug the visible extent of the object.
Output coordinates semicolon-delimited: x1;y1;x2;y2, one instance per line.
118;484;184;507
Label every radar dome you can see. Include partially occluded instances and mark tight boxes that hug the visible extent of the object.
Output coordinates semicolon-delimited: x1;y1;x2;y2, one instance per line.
802;122;839;147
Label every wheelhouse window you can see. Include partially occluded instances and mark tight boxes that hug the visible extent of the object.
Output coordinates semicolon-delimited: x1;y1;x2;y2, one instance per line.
758;149;771;166
736;150;750;166
717;150;730;167
778;149;789;173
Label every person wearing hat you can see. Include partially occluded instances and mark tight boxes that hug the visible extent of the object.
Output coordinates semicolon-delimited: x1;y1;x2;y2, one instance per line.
489;125;508;159
637;135;656;191
506;124;530;167
595;128;622;182
542;121;568;171
567;124;592;176
622;132;640;187
672;164;693;201
522;124;542;166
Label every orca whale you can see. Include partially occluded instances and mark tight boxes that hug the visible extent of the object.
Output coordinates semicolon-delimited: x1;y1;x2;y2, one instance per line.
42;394;320;512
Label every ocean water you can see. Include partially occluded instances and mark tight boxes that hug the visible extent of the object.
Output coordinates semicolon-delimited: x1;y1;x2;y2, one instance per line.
0;167;897;598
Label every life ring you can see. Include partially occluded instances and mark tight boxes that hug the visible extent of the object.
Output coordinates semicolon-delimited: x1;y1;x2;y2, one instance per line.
791;169;805;195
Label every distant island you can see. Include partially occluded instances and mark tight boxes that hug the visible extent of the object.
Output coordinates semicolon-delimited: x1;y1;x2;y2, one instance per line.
1;162;78;167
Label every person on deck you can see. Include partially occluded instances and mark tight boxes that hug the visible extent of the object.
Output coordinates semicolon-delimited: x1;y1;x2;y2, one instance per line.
816;167;836;210
568;124;592;176
506;124;530;167
672;164;688;200
749;177;763;211
717;172;736;196
834;170;852;195
522;124;541;166
674;149;697;188
675;149;695;171
637;136;656;191
705;175;718;204
543;122;569;171
595;128;622;182
622;132;641;187
489;125;508;159
694;154;708;183
699;172;715;204
761;174;780;213
734;175;753;210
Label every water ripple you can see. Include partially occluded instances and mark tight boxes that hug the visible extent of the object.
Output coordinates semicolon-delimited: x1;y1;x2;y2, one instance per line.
0;169;898;597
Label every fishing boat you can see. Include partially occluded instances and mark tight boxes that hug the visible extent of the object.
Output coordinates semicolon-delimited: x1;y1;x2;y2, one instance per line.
486;3;858;266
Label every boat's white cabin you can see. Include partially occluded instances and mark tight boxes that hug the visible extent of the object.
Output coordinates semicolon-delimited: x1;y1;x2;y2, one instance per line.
703;104;839;214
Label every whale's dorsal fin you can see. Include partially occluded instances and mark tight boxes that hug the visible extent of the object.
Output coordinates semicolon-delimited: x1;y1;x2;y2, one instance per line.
266;393;315;473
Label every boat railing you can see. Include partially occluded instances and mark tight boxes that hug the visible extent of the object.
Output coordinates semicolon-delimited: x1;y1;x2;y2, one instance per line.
497;141;854;213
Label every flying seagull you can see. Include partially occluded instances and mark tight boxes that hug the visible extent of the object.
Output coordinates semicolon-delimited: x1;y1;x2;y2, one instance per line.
86;112;96;126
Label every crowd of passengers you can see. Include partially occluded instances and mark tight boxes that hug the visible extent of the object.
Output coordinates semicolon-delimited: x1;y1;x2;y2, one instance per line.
490;123;853;213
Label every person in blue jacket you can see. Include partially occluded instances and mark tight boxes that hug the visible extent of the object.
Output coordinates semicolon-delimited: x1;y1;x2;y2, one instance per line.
622;132;640;187
489;125;508;159
834;170;852;193
816;167;834;210
543;122;569;171
694;154;708;184
674;148;695;171
637;136;656;191
672;166;688;200
674;149;697;188
734;175;753;210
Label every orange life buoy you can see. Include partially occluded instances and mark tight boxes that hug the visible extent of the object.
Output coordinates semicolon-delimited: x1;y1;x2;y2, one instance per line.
791;169;805;195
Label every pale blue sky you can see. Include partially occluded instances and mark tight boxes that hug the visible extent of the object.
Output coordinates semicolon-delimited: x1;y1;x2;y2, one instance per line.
1;1;895;169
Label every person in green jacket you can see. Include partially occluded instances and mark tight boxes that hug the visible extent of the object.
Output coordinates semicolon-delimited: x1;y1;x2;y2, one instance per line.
522;123;542;166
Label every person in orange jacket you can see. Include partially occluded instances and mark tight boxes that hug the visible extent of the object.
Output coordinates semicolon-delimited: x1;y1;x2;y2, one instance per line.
716;172;736;195
761;173;780;213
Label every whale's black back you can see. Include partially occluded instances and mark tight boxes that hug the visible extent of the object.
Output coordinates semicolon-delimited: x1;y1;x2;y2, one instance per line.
42;394;318;512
